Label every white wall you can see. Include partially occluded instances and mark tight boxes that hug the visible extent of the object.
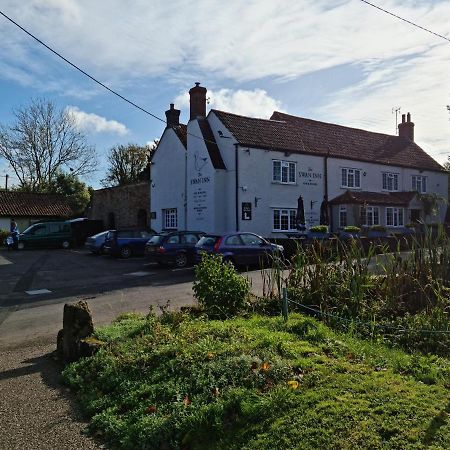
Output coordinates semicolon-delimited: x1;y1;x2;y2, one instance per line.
186;120;217;233
150;128;187;232
236;148;324;237
327;158;448;224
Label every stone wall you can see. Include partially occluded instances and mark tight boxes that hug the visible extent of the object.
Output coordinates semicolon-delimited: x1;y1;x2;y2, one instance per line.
88;182;150;229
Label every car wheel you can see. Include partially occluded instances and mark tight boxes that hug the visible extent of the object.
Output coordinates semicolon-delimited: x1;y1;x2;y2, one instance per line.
175;253;188;268
120;246;132;259
62;240;71;249
17;242;25;250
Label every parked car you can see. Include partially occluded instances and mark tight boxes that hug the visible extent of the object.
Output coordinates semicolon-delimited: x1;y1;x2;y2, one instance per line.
103;229;155;258
195;232;284;267
70;218;104;246
85;230;111;254
18;221;73;250
145;231;205;268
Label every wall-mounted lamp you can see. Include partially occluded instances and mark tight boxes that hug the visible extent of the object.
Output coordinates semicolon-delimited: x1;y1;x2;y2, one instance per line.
310;200;317;209
284;152;291;157
244;148;250;154
363;171;367;177
240;185;248;192
255;197;262;207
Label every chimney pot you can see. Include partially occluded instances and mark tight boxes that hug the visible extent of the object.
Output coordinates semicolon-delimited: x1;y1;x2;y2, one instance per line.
398;111;414;141
165;103;180;128
189;82;207;121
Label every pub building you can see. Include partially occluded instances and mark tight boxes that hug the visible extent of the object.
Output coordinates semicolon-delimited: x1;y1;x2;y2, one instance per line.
150;83;448;237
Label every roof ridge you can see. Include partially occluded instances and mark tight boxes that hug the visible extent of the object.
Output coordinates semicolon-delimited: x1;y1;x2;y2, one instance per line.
211;109;285;124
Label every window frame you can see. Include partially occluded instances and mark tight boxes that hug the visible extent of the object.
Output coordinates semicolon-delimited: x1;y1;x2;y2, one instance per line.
339;206;347;228
272;159;297;184
360;206;380;226
382;172;399;192
341;167;361;189
273;208;297;232
412;175;427;194
386;207;404;227
163;208;178;230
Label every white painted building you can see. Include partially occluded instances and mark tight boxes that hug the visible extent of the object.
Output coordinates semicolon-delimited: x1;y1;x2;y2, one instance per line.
150;83;448;237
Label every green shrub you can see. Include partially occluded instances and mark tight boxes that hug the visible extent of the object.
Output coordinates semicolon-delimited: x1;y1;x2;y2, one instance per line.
193;253;250;318
309;225;328;233
343;226;360;233
369;225;387;232
0;229;9;246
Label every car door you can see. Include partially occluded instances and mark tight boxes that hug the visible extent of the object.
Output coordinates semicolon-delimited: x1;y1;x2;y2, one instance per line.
165;233;182;261
25;224;47;247
239;233;268;266
223;234;246;265
182;233;201;259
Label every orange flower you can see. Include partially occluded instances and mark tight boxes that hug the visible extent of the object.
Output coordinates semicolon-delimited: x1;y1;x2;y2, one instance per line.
261;362;271;372
287;380;299;390
183;395;191;407
145;405;157;414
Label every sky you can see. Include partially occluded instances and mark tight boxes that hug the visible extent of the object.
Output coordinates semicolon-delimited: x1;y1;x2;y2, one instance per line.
0;0;449;189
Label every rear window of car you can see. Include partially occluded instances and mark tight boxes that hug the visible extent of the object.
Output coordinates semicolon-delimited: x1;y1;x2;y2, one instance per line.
197;236;219;247
147;235;165;245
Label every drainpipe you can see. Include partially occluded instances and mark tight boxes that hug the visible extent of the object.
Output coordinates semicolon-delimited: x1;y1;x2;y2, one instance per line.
184;151;188;229
234;143;239;231
324;151;333;231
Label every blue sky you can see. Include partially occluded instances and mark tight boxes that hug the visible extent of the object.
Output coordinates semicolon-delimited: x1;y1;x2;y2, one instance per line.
0;0;449;189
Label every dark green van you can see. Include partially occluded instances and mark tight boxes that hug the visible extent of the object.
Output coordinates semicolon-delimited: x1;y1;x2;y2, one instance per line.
18;221;73;250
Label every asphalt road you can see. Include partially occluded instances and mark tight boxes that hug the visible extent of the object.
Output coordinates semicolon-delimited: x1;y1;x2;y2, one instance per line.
0;247;201;347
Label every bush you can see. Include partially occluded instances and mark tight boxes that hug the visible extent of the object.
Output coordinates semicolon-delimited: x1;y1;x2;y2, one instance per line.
0;229;9;246
309;225;328;233
343;226;360;233
370;225;387;232
193;253;250;318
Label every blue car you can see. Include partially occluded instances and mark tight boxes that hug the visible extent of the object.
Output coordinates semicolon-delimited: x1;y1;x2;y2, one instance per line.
195;232;283;267
145;231;205;268
103;229;155;258
85;230;111;254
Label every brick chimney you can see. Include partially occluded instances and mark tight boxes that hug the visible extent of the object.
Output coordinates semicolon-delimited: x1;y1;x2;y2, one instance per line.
165;103;180;128
398;112;414;141
189;82;207;121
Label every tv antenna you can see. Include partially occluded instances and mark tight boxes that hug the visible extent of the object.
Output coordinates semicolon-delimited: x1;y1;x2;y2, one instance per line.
392;107;401;134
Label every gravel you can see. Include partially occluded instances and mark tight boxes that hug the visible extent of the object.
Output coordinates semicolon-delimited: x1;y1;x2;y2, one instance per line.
0;337;101;450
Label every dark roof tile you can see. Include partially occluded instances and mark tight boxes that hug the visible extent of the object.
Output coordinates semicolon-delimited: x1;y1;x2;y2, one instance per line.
212;109;443;172
0;191;72;217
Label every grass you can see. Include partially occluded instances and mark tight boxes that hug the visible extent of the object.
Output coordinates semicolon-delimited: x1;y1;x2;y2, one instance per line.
63;311;450;449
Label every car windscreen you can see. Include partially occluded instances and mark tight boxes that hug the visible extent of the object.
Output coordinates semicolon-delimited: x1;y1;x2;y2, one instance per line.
197;236;219;247
147;235;165;245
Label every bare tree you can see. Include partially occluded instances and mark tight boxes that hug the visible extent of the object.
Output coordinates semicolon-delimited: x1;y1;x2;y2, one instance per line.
0;98;96;191
102;141;157;187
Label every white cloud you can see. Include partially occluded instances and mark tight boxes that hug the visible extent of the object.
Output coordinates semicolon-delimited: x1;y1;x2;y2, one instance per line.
175;88;283;118
1;0;450;162
66;106;129;135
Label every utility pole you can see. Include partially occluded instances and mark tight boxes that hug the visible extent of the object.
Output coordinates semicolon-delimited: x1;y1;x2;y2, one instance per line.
392;107;401;134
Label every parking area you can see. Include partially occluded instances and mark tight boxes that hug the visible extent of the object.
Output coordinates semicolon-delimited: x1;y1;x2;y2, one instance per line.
0;247;195;309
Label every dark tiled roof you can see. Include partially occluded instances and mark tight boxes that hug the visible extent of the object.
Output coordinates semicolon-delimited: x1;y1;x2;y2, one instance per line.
329;190;417;206
173;124;187;148
212;109;443;172
197;119;226;170
0;191;72;217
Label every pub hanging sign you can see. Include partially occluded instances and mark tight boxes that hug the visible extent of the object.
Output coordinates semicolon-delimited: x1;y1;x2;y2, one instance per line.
242;202;252;220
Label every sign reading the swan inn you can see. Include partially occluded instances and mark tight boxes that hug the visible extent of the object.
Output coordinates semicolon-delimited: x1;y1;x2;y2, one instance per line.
299;167;322;187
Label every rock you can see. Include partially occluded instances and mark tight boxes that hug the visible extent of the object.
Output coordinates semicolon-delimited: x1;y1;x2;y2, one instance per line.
57;300;94;363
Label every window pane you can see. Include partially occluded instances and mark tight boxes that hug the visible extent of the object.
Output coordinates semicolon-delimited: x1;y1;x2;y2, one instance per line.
281;164;288;183
290;210;296;230
386;208;393;226
382;173;387;190
273;161;281;181
422;177;426;193
288;163;296;183
348;171;354;188
274;210;280;230
374;207;379;225
341;168;347;186
355;170;360;188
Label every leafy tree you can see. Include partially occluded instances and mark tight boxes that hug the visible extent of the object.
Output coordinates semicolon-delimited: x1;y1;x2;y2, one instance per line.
48;172;91;216
0;98;96;191
102;141;157;187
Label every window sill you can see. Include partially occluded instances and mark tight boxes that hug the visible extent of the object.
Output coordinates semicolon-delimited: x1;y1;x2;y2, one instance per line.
272;181;298;186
